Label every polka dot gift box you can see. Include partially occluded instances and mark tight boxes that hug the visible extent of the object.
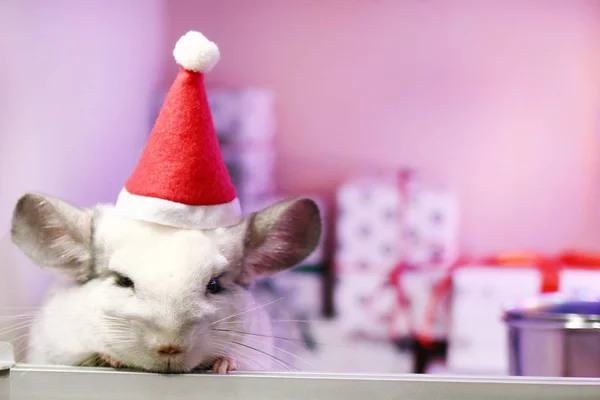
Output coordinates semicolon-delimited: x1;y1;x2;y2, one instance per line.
208;88;275;146
333;170;460;341
334;171;460;274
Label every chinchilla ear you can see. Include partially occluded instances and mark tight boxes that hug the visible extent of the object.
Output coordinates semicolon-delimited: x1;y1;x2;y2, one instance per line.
239;198;322;284
11;193;95;282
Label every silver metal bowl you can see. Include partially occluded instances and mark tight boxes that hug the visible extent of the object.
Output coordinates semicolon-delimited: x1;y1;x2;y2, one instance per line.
503;293;600;377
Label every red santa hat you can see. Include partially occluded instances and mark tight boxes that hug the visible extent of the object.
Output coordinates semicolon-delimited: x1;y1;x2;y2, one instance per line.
115;31;241;230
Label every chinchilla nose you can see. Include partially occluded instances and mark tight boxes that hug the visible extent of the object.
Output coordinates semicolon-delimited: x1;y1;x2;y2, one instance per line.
156;344;183;356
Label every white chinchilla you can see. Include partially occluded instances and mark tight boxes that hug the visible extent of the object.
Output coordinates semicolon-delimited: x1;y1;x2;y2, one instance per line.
10;193;321;374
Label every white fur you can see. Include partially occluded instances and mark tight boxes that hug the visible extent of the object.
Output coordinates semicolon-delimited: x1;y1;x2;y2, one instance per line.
27;207;275;372
115;188;242;230
173;30;220;73
13;193;321;373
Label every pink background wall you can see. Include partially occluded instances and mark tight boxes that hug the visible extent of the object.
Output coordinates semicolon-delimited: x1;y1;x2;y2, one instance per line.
166;0;600;256
2;0;600;277
0;0;165;321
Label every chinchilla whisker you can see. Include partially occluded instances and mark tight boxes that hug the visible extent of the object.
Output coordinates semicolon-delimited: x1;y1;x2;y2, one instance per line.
8;331;31;342
101;319;132;327
102;336;134;343
100;330;134;340
103;339;136;346
13;341;31;360
8;331;31;347
106;326;132;332
102;315;130;320
77;354;94;367
221;331;314;369
102;328;131;336
0;321;35;336
0;314;39;320
101;327;131;334
217;319;315;325
229;340;297;371
227;352;263;371
264;342;313;369
77;353;102;367
0;310;36;316
104;320;132;327
210;342;271;372
208;342;248;368
212;328;305;344
0;314;41;320
0;311;91;318
199;348;231;371
101;319;133;329
0;342;13;351
208;297;284;327
213;327;351;350
0;333;31;364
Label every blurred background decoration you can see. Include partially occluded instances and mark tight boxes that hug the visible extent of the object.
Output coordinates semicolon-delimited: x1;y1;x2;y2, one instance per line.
2;0;600;376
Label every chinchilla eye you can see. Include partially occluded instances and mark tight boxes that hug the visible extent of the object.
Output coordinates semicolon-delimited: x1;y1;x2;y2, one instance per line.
206;277;224;294
115;274;134;289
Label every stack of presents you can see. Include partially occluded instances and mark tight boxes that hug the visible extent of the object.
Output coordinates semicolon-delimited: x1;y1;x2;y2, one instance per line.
333;170;600;375
334;170;460;372
447;251;600;374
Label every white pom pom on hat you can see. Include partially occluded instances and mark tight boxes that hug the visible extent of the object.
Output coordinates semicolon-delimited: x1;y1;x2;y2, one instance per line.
173;30;220;73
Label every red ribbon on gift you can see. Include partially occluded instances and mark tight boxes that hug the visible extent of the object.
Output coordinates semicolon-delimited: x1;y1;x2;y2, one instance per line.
333;169;459;341
416;250;600;347
558;250;600;268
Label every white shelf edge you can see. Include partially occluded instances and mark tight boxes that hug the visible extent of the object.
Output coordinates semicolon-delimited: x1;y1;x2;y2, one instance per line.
2;343;599;399
2;363;600;400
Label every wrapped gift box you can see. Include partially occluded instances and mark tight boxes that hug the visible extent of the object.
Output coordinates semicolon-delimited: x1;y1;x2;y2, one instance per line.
335;172;459;274
446;257;600;375
402;270;451;341
335;272;408;340
560;268;600;296
334;268;450;342
222;145;276;205
447;266;542;374
334;171;459;342
335;176;403;274
207;88;275;146
209;89;277;203
557;251;600;296
401;184;460;269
